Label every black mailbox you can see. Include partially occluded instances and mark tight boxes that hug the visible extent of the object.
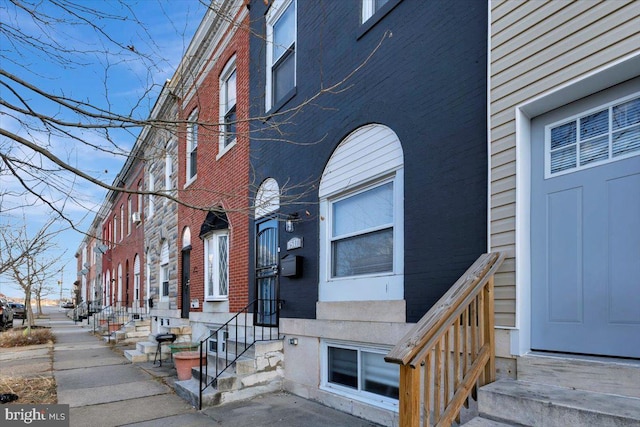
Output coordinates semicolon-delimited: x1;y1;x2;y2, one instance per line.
281;255;302;277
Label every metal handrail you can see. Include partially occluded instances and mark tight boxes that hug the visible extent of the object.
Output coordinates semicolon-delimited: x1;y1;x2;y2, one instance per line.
198;298;281;409
92;300;147;342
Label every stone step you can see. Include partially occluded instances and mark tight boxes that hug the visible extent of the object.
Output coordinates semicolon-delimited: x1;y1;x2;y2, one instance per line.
174;378;221;407
124;349;149;363
517;354;640;398
479;379;640;427
174;373;282;409
137;341;160;354
463;417;517;426
125;330;149;339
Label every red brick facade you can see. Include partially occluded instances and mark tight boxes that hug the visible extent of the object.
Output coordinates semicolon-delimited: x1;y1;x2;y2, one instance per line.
102;165;146;308
176;11;251;314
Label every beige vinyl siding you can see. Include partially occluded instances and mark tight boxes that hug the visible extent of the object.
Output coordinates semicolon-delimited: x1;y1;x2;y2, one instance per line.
489;0;640;327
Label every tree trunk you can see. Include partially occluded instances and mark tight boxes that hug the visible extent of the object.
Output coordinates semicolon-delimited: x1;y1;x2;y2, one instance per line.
24;286;34;330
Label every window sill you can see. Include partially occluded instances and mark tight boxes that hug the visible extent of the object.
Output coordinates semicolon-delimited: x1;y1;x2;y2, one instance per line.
205;296;229;302
320;384;399;413
265;87;297;119
216;139;236;160
357;0;402;40
184;176;197;189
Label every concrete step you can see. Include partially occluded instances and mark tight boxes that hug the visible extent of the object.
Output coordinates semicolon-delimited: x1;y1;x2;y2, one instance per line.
517;354;640;398
174;373;282;409
463;417;517;426
125;330;149;339
137;341;159;354
479;379;640;427
174;378;221;407
124;349;149;363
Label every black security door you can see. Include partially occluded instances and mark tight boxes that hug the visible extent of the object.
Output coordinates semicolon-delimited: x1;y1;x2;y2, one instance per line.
255;218;279;326
181;247;191;319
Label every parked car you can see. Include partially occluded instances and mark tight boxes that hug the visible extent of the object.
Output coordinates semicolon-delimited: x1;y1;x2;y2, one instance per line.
61;301;74;309
0;299;14;330
9;303;25;320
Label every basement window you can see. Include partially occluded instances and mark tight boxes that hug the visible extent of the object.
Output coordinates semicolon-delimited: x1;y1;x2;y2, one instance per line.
321;340;399;410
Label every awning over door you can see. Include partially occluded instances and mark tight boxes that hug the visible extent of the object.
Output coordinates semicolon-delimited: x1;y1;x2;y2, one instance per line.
199;210;229;238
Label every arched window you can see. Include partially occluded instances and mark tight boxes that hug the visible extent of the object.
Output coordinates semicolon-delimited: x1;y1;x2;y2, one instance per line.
133;254;141;306
117;263;123;304
254;178;280;219
319;124;404;301
182;227;191;249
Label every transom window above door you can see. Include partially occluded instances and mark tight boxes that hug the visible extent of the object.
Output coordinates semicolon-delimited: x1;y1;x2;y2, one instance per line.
546;94;640;177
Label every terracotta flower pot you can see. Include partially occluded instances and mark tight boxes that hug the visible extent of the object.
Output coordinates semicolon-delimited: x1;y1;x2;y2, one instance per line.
174;351;204;381
108;323;123;333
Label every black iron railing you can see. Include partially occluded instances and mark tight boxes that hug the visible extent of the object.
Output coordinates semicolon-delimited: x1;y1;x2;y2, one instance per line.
198;298;281;409
91;300;147;342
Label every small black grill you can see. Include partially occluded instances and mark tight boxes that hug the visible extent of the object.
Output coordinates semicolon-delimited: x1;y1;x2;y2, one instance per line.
154;333;177;367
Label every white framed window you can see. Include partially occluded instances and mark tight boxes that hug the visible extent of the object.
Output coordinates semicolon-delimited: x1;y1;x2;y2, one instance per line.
113;215;118;243
148;172;155;219
207;329;229;355
330;180;394;278
361;0;389;23
219;57;237;154
186;110;198;182
204;230;229;301
160;240;169;301
137;181;143;226
266;0;296;111
165;151;172;191
119;204;124;241
321;340;399;409
133;254;140;305
127;196;132;235
117;263;123;303
319;124;404;302
546;93;640;178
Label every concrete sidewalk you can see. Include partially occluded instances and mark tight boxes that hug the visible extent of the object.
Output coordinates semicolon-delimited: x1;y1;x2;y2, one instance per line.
46;310;381;427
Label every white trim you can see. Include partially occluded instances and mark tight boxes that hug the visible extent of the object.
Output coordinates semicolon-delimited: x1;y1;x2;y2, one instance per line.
133;253;141;306
544;92;640;179
254;178;280;219
218;55;237;156
204;230;230;301
509;53;640;356
117;263;123;303
185;109;198;185
318;124;404;302
160;240;170;302
320;339;399;412
182;227;192;249
265;0;296;111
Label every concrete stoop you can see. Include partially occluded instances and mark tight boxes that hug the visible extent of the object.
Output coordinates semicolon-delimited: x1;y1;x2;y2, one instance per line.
125;340;172;363
477;379;640;427
466;354;640;427
124;326;194;363
174;339;284;408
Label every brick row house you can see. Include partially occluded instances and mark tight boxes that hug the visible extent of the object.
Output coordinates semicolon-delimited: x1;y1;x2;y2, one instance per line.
75;1;640;425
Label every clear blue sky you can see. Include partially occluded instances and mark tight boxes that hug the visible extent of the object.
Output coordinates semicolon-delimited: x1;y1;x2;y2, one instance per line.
0;0;208;299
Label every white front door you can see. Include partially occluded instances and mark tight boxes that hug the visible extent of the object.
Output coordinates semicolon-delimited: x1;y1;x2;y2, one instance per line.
531;83;640;358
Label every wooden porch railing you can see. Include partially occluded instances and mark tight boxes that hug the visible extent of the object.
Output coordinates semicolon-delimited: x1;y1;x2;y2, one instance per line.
385;252;505;427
